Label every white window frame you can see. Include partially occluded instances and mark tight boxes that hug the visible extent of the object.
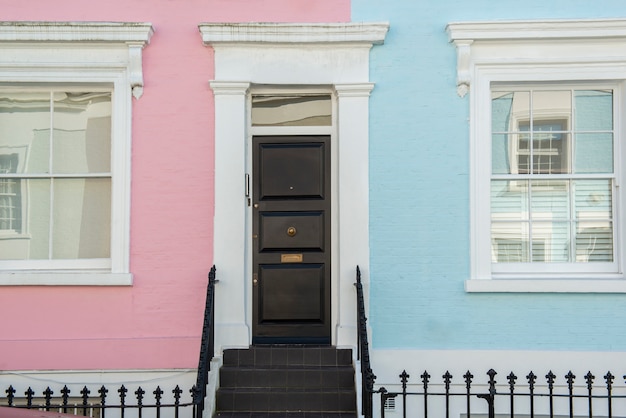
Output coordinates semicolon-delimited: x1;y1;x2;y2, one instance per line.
447;18;626;293
0;22;153;285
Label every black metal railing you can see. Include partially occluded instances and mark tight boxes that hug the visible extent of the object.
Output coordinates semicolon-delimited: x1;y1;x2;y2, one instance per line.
355;266;377;418
192;265;218;418
3;383;194;417
376;368;626;418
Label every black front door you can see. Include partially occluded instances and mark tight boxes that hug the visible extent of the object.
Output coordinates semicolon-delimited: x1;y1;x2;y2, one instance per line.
252;135;331;344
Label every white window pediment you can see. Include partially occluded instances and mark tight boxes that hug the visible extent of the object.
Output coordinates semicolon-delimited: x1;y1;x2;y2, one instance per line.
0;22;153;286
0;22;153;99
447;19;626;293
199;22;388;84
447;19;626;97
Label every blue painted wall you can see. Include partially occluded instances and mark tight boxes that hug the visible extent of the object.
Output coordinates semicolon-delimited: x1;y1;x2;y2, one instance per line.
352;1;626;350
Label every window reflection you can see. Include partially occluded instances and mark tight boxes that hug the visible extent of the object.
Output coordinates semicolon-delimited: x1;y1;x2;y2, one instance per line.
490;88;614;263
0;90;112;261
252;95;331;126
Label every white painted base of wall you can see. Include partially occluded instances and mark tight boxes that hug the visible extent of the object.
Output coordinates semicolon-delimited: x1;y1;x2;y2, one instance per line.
0;369;197;415
371;349;626;418
372;349;626;384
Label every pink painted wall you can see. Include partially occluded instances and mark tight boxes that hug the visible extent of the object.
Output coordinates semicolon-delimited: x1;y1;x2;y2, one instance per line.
0;0;350;371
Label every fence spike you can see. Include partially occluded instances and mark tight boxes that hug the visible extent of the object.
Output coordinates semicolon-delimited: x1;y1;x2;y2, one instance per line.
463;370;474;389
604;372;614;389
43;387;53;409
443;371;453;390
173;385;182;405
136;387;145;405
585;371;595;390
118;385;128;406
25;387;34;408
154;386;163;405
507;372;517;391
6;385;15;406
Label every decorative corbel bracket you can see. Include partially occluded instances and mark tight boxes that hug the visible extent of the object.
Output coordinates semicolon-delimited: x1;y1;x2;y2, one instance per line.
452;39;473;98
128;42;146;99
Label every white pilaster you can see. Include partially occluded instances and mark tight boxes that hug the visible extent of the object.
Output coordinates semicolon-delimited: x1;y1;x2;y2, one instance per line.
334;83;374;347
211;81;252;349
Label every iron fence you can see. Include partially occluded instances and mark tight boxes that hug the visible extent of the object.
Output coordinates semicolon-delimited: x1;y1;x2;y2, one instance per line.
375;368;626;418
2;383;195;418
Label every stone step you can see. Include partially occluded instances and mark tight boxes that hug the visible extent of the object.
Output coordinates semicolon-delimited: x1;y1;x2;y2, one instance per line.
215;388;357;413
219;366;355;390
214;347;357;417
214;413;357;418
222;347;352;368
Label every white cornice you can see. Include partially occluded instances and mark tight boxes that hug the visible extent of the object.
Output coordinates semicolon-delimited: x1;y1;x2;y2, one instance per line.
446;18;626;41
446;18;626;97
0;21;154;43
198;22;389;45
0;22;154;99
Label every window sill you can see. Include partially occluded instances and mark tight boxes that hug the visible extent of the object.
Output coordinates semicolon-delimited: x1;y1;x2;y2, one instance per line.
465;279;626;293
0;272;133;286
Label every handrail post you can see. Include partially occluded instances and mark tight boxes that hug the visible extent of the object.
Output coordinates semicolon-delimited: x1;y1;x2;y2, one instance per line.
193;265;218;418
355;265;376;418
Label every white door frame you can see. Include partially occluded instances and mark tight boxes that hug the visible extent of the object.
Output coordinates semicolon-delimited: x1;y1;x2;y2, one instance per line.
199;22;389;350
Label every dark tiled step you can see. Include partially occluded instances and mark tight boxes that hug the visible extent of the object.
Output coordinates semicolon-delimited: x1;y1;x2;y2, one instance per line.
216;388;356;413
215;413;357;418
219;366;355;389
214;413;357;418
223;347;352;367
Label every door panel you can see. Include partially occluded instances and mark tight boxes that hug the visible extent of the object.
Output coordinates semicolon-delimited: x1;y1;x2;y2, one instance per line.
259;212;325;251
252;136;331;344
258;264;324;321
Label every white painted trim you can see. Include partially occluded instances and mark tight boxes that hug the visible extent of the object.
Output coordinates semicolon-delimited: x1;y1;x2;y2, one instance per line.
465;279;626;293
0;272;132;286
199;22;389;45
0;22;153;285
447;18;626;292
0;21;154;42
201;23;387;350
446;18;626;42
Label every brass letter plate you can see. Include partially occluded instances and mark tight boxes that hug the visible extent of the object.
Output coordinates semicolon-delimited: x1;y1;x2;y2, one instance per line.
281;253;303;263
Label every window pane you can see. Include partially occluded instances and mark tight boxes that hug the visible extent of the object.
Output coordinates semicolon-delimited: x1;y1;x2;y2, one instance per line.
492;223;530;262
492;91;529;132
0;92;51;174
53;178;111;259
576;221;613;262
252;95;331;126
491;180;529;220
0;154;21;232
53;92;111;174
575;90;613;131
574;179;612;218
574;133;613;173
0;179;51;260
533;221;570;262
530;180;569;220
574;179;613;262
492;133;512;174
532;90;571;122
